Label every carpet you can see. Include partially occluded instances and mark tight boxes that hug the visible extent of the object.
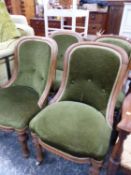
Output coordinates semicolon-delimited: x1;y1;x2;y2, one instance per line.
0;131;124;175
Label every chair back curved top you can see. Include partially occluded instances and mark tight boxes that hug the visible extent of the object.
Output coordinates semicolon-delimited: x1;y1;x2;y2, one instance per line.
50;30;83;91
51;42;128;126
4;36;58;102
94;35;131;58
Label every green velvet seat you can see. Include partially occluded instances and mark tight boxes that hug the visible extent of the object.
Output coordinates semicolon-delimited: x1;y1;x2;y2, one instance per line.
0;86;39;129
50;31;82;91
0;36;57;157
95;35;131;109
30;101;111;160
30;42;128;174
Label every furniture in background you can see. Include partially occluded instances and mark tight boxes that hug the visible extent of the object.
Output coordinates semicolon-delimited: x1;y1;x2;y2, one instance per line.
30;41;128;175
5;0;131;36
49;30;83;91
4;0;35;23
43;0;89;37
30;11;108;36
0;14;34;85
106;0;124;35
0;36;58;157
119;3;131;38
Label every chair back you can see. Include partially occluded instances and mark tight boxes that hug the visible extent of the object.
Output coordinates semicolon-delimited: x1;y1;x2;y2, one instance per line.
50;31;83;71
51;42;128;126
95;35;131;58
13;36;57;97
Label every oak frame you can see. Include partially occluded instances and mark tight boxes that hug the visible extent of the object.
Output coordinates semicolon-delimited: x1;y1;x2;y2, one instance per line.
31;41;128;175
0;36;58;157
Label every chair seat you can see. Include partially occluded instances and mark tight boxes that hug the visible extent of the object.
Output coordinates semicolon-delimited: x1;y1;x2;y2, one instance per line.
0;86;40;129
53;69;63;91
30;101;111;160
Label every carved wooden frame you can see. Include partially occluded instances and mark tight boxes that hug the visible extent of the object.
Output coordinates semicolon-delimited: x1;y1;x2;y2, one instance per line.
31;42;128;175
0;36;58;157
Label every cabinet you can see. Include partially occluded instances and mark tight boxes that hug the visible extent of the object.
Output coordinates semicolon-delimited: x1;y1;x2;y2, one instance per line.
5;0;21;14
88;12;107;34
30;11;108;36
30;18;61;36
5;0;35;23
106;1;124;34
119;3;131;38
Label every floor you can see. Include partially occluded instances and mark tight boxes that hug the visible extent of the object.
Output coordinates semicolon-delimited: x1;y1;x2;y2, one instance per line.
0;131;126;175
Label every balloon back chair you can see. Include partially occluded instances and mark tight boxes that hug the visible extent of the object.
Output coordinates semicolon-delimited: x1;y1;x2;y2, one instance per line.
95;35;131;110
0;36;57;157
50;30;83;91
94;35;131;58
30;42;128;175
95;35;131;140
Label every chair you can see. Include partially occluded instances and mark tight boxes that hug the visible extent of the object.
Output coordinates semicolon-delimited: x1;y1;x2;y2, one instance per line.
50;30;83;91
94;35;131;109
107;92;131;175
0;36;57;157
30;41;128;174
43;0;89;37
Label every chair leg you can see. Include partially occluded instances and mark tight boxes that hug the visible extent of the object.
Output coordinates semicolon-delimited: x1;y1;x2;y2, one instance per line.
89;159;103;175
32;134;43;165
17;131;30;158
107;130;128;175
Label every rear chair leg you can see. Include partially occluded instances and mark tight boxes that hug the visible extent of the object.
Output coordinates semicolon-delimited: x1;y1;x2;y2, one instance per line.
89;159;103;175
107;130;128;175
32;134;43;165
17;131;29;158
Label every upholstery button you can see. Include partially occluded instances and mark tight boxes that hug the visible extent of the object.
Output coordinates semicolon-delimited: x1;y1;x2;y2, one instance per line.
71;80;75;84
102;89;106;93
41;76;44;80
32;68;36;72
88;79;91;82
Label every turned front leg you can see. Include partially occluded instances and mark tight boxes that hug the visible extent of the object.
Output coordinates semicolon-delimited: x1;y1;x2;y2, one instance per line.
17;131;30;158
32;134;43;164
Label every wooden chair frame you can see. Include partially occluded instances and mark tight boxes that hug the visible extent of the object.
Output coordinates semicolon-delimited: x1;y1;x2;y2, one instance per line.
31;42;128;175
0;36;58;158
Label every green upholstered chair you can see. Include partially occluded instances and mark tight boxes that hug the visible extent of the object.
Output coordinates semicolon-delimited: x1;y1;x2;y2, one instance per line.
94;35;131;109
0;36;57;157
30;42;128;174
49;30;83;91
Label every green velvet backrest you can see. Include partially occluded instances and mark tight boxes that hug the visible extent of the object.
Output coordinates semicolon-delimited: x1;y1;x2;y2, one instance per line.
59;45;121;115
13;39;51;97
52;34;80;70
95;37;131;58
